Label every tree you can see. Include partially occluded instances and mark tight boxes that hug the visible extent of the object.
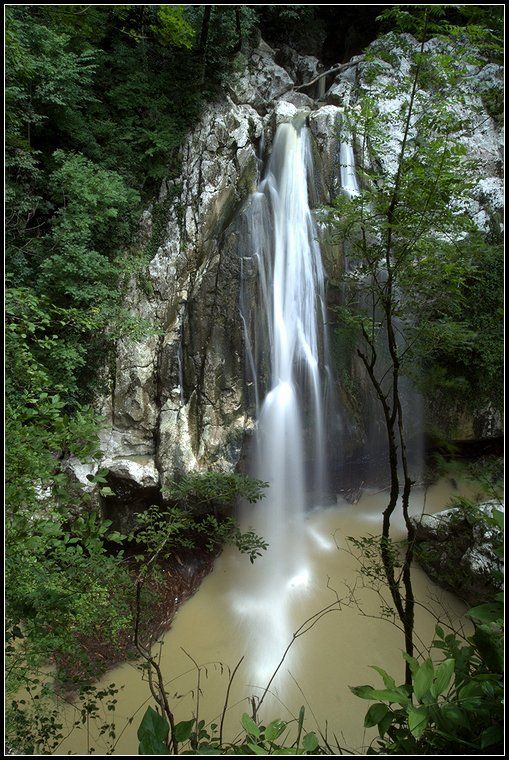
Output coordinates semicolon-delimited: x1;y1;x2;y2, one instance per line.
327;6;503;681
4;11;268;749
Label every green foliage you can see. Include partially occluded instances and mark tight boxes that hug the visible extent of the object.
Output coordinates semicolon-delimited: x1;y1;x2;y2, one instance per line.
128;472;268;570
138;705;170;755
5;13;271;746
5;4;265;558
411;230;503;415
352;506;504;754
5;509;131;686
346;534;402;584
187;6;259;78
131;503;268;567
327;11;503;425
6;675;120;755
151;6;195;50
137;707;322;755
6;466;268;750
164;471;269;515
377;5;503;62
352;602;504;754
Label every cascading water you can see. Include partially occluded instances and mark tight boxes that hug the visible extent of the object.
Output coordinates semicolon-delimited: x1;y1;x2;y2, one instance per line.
237;116;334;684
339;138;360;199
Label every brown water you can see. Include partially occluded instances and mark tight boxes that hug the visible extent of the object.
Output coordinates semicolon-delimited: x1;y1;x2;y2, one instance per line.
54;477;481;755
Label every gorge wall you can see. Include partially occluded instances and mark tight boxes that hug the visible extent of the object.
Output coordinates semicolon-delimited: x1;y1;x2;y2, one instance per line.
68;35;503;505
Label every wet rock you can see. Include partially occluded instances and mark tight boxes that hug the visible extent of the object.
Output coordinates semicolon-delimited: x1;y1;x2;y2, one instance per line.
355;33;503;234
411;500;504;606
473;405;504;439
70;63;267;494
323;77;353;107
273;100;298;127
277;90;315;109
308;105;342;197
102;458;159;489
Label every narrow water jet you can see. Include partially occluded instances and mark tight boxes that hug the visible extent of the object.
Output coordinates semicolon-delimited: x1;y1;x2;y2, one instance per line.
339;132;360;199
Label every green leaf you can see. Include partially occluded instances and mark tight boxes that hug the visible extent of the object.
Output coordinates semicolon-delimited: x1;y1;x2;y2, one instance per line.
265;720;286;742
439;704;469;729
108;531;125;544
247;742;267;755
378;711;393;738
413;659;434;702
241;713;260;738
491;509;503;529
402;651;419;675
297;705;305;735
350;685;377;700
370;665;396;689
408;706;429;739
472;624;504;672
350;685;410;706
431;659;455;698
480;725;503;748
466;602;503;624
174;719;196;743
364;703;389;728
302;732;319;752
137;706;169;755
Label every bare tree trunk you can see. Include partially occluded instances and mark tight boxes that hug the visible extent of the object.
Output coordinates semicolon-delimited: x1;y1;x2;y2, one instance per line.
353;12;430;685
294;60;362;92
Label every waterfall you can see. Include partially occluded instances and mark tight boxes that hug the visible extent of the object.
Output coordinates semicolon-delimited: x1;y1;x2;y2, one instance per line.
238;117;333;684
339;127;359;199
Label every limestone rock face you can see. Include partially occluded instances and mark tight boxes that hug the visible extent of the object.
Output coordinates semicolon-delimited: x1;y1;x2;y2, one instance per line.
308;105;343;196
101;98;265;492
70;35;502;498
76;42;301;495
275;44;321;87
411;501;503;606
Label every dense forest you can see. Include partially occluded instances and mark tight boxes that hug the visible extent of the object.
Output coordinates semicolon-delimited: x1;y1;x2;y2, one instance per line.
5;4;504;756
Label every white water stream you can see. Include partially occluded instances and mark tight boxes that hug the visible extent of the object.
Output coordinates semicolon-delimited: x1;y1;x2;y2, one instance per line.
340;139;360;199
238;118;333;683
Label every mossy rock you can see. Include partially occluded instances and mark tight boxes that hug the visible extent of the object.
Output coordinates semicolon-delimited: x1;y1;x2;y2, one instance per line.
411;500;503;607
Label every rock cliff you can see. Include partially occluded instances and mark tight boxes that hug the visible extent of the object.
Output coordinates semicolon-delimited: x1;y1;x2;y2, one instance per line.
68;36;503;500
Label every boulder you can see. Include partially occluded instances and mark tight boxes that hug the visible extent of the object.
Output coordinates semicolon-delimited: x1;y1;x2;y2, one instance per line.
229;41;294;111
411;500;503;606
